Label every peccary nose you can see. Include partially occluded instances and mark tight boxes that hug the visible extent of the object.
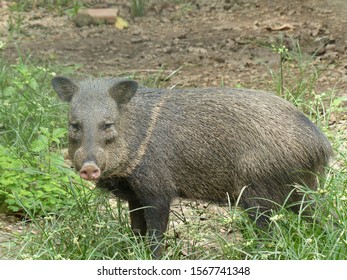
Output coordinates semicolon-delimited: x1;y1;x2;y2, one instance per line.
80;162;101;181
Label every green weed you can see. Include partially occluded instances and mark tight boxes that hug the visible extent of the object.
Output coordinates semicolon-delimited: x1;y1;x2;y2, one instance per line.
131;0;147;17
0;55;84;215
7;13;24;34
131;65;182;88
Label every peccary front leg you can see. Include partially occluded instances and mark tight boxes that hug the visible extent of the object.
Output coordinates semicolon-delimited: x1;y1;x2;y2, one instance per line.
128;199;147;236
129;197;170;258
144;201;170;258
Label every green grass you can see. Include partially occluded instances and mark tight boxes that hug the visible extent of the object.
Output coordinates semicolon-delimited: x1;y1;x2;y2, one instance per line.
131;0;147;17
5;172;347;260
0;37;346;259
10;192;154;260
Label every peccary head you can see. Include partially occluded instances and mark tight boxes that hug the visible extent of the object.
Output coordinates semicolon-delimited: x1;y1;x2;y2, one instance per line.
52;77;138;181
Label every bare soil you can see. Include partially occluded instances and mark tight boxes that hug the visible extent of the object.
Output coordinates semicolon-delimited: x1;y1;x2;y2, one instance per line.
0;0;346;258
1;0;346;91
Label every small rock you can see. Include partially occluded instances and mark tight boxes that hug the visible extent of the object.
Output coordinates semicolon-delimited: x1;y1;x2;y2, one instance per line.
212;23;233;31
79;28;93;38
0;1;8;8
130;37;145;44
73;8;119;27
187;47;208;56
215;56;225;63
160;17;170;23
223;4;233;11
163;47;173;54
177;30;190;39
131;29;142;36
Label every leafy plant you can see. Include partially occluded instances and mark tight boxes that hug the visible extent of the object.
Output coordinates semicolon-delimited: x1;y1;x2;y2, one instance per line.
65;1;83;18
0;60;77;152
0;143;86;215
0;58;83;215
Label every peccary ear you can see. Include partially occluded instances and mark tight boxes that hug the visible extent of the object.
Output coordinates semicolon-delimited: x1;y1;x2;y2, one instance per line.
51;76;79;102
109;79;138;105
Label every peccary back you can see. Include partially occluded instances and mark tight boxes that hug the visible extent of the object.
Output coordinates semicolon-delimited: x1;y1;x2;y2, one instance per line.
52;77;332;257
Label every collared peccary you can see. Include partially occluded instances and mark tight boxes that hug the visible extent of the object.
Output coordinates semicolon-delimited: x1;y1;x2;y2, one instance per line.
52;76;332;257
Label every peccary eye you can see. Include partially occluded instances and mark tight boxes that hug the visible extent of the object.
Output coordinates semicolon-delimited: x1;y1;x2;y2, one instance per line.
103;123;114;130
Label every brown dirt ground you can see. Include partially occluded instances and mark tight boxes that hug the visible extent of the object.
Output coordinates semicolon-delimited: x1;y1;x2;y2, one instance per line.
1;0;347;91
0;0;346;258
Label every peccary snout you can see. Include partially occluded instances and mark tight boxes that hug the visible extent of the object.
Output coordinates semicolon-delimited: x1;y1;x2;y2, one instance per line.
80;162;101;181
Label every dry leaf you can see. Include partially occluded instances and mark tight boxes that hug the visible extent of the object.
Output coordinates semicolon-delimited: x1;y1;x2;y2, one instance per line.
115;16;129;30
266;24;294;31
